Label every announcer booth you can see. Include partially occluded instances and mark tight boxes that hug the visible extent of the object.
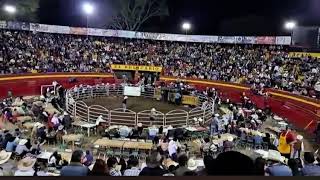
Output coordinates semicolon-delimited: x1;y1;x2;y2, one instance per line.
111;64;162;84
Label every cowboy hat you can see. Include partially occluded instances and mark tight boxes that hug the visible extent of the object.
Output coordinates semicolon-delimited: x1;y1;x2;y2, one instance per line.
214;114;220;117
193;117;198;122
58;125;64;131
18;139;28;145
297;135;303;140
0;150;12;165
198;118;203;122
137;123;143;127
33;122;42;128
63;111;68;116
263;150;285;163
17;157;37;171
151;108;156;112
124;96;128;99
187;159;198;171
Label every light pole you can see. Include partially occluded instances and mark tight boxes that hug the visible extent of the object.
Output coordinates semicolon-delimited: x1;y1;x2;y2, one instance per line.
82;2;94;38
284;21;297;45
182;22;191;35
3;4;17;14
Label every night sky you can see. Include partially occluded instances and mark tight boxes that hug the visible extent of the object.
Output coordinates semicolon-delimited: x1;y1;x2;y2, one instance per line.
37;0;320;36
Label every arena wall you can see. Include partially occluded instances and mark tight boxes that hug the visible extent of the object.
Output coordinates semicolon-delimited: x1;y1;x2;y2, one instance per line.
0;73;319;134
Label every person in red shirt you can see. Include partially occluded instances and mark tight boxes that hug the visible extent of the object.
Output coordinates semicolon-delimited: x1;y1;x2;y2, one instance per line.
279;126;296;159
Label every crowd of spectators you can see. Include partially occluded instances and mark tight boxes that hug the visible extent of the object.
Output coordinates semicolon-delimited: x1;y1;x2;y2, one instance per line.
1;30;320;99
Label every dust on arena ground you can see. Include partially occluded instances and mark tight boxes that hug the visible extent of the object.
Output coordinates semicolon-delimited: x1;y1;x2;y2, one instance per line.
82;96;192;113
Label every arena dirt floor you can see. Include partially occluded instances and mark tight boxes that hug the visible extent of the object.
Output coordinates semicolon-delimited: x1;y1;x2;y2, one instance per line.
82;96;192;113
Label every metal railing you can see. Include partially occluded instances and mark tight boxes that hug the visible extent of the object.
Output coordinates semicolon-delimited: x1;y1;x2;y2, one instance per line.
65;84;216;127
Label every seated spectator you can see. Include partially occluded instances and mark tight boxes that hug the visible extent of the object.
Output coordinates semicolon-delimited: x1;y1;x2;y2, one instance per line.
15;139;30;157
48;151;60;167
5;136;17;152
119;126;131;138
214;151;255;175
201;137;211;154
139;151;168;176
0;151;15;176
301;152;320;176
60;150;88;176
123;157;140;176
175;154;189;176
158;137;169;155
14;157;37;176
187;158;198;172
56;125;67;144
107;157;121;176
82;150;93;167
197;155;215;176
36;163;49;176
254;157;266;175
89;159;109;176
288;159;302;176
223;136;234;152
46;127;57;145
265;150;293;176
119;158;127;174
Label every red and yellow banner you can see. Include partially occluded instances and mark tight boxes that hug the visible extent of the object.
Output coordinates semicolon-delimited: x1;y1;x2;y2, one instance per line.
111;64;162;73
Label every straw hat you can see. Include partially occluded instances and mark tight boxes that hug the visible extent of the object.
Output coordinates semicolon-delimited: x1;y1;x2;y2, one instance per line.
124;96;128;99
0;150;12;165
151;108;156;112
17;157;37;171
263;150;285;163
297;135;303;140
137;123;143;127
18;139;28;145
227;136;234;142
187;159;198;171
58;125;64;131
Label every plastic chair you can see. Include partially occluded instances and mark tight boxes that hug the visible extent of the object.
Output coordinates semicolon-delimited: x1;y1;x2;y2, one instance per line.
106;149;114;157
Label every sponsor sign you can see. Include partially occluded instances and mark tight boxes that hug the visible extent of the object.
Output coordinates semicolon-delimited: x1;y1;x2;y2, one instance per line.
111;64;163;73
182;96;199;106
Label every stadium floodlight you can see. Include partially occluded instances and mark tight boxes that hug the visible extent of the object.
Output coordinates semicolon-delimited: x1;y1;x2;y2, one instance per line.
182;22;191;31
3;5;16;14
285;21;297;30
82;2;94;15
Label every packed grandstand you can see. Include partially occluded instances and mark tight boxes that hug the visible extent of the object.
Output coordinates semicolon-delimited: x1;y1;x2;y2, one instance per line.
0;20;320;177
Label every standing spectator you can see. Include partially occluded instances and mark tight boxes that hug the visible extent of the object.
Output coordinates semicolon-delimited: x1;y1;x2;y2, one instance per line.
122;96;128;112
60;150;88;176
210;114;219;136
89;159;109;176
223;136;234;152
278;127;295;159
123;157;140;176
301;152;320;176
139;151;168;176
254;157;266;176
62;112;72;130
292;135;304;159
107;157;122;176
14;157;36;176
168;138;178;162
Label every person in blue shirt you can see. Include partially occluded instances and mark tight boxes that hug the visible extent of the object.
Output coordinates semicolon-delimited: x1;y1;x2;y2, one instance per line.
175;92;181;105
301;152;320;176
5;136;17;152
60;150;88;176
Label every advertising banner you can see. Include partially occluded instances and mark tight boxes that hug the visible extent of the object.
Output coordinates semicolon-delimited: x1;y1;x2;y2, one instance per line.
6;21;30;31
70;27;87;35
111;64;163;73
235;36;255;44
276;36;291;45
182;96;199;106
289;52;320;58
255;36;276;44
218;36;236;43
0;21;7;29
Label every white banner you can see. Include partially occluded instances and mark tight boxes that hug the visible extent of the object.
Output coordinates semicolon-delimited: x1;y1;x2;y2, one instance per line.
0;21;291;45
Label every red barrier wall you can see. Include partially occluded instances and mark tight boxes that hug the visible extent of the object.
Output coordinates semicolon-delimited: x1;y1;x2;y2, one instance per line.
0;73;114;98
0;74;319;135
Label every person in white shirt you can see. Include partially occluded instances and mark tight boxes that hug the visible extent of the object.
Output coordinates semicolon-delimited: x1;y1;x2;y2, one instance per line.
168;138;178;161
15;139;30;156
51;113;60;129
14;157;36;176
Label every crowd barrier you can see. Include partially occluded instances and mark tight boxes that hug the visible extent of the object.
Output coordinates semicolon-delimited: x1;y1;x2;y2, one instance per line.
65;84;214;127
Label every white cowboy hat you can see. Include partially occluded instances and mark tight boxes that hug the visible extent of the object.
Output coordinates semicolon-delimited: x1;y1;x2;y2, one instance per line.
214;114;220;117
151;108;156;112
227;136;234;142
18;139;28;145
124;96;128;99
297;135;303;140
0;150;12;165
33;122;42;128
193;117;198;122
198;118;203;122
58;125;64;131
17;157;37;171
263;150;286;163
63;111;68;116
258;109;262;113
187;159;198;171
137;123;143;127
